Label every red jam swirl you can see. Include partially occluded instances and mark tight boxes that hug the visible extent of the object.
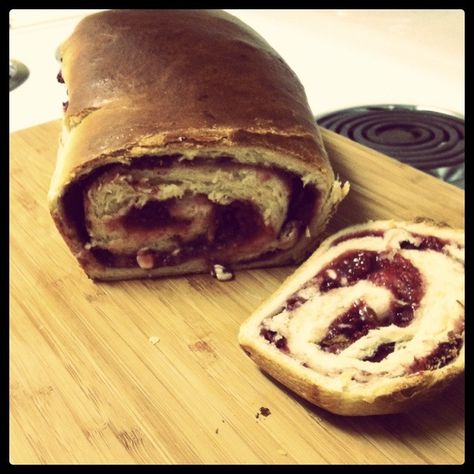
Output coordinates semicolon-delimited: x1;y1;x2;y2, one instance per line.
263;249;425;360
260;328;288;352
319;300;379;354
409;335;463;372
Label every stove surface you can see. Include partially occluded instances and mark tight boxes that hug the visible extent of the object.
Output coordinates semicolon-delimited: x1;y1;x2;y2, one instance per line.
317;105;465;189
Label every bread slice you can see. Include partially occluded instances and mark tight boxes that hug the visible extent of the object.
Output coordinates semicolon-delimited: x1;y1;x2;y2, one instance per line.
48;9;348;280
239;219;464;415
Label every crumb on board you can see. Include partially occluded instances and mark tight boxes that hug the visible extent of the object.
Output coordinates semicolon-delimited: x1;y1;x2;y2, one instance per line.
211;264;234;281
256;406;271;419
148;336;160;345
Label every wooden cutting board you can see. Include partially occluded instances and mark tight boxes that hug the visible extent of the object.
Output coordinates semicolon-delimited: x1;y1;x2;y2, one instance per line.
10;121;464;464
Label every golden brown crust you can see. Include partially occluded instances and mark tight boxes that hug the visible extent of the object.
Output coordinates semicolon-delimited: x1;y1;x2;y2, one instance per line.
239;219;465;415
62;10;312;125
57;9;329;177
240;340;463;415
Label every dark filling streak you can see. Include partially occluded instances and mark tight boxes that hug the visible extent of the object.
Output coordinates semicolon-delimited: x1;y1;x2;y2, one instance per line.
331;229;452;253
61;156;318;267
362;342;396;362
122;199;188;230
260;328;288;353
331;230;385;246
238;183;318;266
130;154;261;170
318;250;423;309
286;175;318;234
93;201;266;268
285;295;306;312
92;236;201;268
262;250;424;355
316;251;422;352
319;301;379;354
409;335;463;372
368;253;423;306
129;154;182;169
213;201;262;247
62;163;119;243
90;247;128;267
320;251;378;292
400;233;449;252
106;234;212;268
390;304;415;327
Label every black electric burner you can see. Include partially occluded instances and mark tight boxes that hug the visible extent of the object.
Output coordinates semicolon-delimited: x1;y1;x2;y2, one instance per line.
316;105;465;188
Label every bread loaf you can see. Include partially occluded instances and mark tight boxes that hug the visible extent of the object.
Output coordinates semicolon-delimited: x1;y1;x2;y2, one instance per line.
48;9;348;280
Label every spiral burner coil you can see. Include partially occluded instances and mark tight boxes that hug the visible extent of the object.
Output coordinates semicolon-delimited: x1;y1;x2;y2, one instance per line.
317;105;464;188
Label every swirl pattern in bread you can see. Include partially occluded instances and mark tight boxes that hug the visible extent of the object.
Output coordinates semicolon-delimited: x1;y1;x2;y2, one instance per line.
239;219;464;415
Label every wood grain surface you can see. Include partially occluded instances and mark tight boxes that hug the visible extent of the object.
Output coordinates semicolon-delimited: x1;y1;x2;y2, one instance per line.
10;121;464;464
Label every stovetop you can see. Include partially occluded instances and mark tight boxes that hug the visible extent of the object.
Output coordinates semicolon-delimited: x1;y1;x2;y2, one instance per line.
317;105;465;189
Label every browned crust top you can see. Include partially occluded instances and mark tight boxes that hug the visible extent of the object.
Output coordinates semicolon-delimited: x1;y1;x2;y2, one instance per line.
58;9;328;170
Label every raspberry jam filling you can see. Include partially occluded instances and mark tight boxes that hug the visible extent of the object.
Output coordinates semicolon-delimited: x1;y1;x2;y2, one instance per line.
92;200;269;267
122;199;190;230
362;342;396;362
62;156;319;269
260;328;289;352
318;251;422;353
120;198;263;244
318;251;423;304
400;233;449;252
319;300;379;354
259;230;463;375
409;334;463;372
270;232;455;350
92;234;210;268
262;250;424;359
284;295;306;312
329;229;451;252
318;251;378;292
330;230;384;246
212;201;264;246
